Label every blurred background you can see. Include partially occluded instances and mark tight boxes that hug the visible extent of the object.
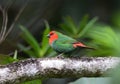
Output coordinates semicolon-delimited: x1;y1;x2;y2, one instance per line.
0;0;120;84
0;0;120;54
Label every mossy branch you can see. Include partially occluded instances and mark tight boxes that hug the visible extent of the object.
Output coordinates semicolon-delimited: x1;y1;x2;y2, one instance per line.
0;57;119;84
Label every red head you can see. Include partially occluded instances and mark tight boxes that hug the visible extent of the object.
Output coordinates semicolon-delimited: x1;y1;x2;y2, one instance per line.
47;31;58;45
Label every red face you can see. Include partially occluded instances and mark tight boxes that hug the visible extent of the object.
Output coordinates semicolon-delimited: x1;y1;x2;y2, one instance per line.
47;31;58;45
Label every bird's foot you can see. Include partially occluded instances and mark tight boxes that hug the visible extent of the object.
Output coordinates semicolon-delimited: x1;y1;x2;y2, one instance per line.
67;54;81;59
56;53;64;59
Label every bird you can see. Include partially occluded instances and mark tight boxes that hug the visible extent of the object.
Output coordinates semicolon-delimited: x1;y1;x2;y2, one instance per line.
47;31;94;57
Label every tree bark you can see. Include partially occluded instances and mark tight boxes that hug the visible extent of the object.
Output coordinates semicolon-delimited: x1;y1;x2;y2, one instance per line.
0;57;119;84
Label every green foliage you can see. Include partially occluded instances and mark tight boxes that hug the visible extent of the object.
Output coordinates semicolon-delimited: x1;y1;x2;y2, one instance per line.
111;11;120;28
59;16;120;56
18;22;55;58
60;16;98;39
13;50;18;60
21;79;42;84
19;25;41;57
86;24;120;56
0;54;17;65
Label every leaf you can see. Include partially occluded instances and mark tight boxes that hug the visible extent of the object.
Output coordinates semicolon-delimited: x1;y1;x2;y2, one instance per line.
40;21;50;56
22;79;42;84
78;17;98;37
0;54;16;65
44;47;56;57
19;25;41;57
87;25;120;56
18;44;36;57
77;15;89;33
60;16;77;34
13;50;18;60
60;23;74;35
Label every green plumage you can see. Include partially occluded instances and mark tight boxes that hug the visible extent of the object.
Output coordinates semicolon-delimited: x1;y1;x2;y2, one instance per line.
51;32;77;54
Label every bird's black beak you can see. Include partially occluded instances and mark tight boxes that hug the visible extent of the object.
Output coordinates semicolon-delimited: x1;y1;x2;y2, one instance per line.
47;34;50;38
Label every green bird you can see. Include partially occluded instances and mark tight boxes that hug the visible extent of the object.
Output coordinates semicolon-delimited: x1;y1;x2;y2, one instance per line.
47;31;94;56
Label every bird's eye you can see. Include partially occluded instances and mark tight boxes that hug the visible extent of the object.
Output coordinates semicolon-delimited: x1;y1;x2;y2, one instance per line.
50;32;54;36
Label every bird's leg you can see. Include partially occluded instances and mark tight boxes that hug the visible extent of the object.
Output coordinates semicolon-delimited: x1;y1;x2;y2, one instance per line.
56;53;64;59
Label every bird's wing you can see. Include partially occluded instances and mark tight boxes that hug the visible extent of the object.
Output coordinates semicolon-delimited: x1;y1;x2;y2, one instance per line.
60;40;76;44
58;36;77;44
57;32;77;44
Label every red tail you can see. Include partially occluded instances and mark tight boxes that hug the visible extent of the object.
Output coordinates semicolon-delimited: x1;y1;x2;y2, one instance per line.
73;42;95;49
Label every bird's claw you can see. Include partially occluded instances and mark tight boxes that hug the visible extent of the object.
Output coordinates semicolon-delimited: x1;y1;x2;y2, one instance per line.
56;53;64;59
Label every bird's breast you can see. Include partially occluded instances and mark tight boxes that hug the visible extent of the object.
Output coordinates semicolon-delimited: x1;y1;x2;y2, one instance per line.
51;41;75;53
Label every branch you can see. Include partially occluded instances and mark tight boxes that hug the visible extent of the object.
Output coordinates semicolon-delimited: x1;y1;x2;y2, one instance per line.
0;57;119;84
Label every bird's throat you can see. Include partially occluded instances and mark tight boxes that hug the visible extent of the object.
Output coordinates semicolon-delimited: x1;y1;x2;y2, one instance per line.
49;35;58;45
